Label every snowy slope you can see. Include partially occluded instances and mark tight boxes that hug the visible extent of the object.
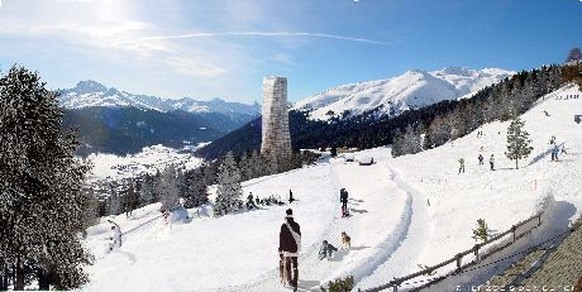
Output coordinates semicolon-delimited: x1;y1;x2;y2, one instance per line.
82;84;581;291
293;67;514;120
58;80;261;115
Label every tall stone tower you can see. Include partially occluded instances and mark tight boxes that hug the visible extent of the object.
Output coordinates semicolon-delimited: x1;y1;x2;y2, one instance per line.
261;76;292;158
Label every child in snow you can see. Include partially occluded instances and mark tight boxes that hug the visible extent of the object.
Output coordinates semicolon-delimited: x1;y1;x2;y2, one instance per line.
478;154;484;165
318;240;338;261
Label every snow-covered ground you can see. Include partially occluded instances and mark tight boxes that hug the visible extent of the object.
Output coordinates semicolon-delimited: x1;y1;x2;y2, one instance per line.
82;84;582;291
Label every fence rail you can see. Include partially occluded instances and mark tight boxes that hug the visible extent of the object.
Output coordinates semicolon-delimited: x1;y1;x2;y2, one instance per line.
360;212;544;292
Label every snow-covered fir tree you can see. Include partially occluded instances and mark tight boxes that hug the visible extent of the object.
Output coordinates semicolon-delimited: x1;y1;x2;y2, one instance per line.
472;218;491;243
214;151;243;216
157;165;180;210
250;149;268;178
139;172;159;205
506;117;533;169
0;66;92;290
392;124;423;157
107;190;122;215
238;152;254;181
182;167;208;208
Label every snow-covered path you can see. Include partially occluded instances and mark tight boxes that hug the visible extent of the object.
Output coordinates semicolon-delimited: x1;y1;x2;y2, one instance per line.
237;156;410;291
355;160;431;290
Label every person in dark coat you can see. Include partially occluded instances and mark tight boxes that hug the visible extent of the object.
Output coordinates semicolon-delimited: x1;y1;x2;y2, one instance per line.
489;154;495;171
279;208;301;291
340;188;348;216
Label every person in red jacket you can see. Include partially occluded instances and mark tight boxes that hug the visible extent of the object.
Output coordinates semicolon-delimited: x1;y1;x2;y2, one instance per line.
279;208;301;291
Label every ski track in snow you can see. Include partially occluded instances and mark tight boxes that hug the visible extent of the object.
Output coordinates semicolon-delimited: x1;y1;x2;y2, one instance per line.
223;158;413;291
355;162;431;290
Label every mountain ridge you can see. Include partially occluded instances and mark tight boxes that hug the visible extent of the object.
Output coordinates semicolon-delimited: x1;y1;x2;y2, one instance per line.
293;67;515;120
58;80;261;116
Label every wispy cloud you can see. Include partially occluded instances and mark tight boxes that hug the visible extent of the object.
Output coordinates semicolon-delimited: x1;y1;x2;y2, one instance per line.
117;31;388;46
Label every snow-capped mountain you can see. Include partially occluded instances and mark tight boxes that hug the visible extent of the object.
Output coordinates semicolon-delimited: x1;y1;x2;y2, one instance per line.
293;67;514;120
58;80;261;116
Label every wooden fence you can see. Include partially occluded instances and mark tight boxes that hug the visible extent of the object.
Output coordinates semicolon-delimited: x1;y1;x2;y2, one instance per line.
361;212;544;292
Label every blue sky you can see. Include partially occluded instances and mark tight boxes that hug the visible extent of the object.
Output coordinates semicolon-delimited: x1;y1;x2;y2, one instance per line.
0;0;581;103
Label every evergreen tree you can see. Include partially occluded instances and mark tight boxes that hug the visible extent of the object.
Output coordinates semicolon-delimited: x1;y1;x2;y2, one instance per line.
214;152;243;216
320;275;354;292
0;66;92;289
250;150;267;178
123;182;139;216
506;117;533;169
566;47;582;63
139;173;158;205
472;218;491;243
157;165;180;210
238;151;254;181
107;189;122;215
182;167;208;208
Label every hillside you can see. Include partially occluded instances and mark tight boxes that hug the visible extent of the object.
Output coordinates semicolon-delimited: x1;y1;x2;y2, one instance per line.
292;67;514;121
83;84;582;291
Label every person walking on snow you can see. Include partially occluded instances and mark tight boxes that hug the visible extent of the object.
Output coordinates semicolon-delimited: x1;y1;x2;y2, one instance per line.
489;154;495;171
279;209;301;291
478;153;484;165
458;157;465;174
107;220;122;252
339;188;349;217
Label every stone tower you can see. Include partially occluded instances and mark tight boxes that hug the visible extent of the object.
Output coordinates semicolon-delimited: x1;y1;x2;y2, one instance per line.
261;76;292;158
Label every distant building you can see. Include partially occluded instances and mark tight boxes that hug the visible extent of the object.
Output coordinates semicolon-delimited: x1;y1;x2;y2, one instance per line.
261;76;292;158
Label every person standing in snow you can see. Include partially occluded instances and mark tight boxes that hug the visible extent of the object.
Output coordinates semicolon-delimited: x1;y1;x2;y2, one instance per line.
289;189;295;203
279;208;301;291
478;154;484;165
489;154;495;171
458;157;465;174
551;144;560;161
107;220;122;252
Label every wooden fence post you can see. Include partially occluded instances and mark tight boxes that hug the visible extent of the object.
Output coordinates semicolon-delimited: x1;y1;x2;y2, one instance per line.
456;254;463;272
